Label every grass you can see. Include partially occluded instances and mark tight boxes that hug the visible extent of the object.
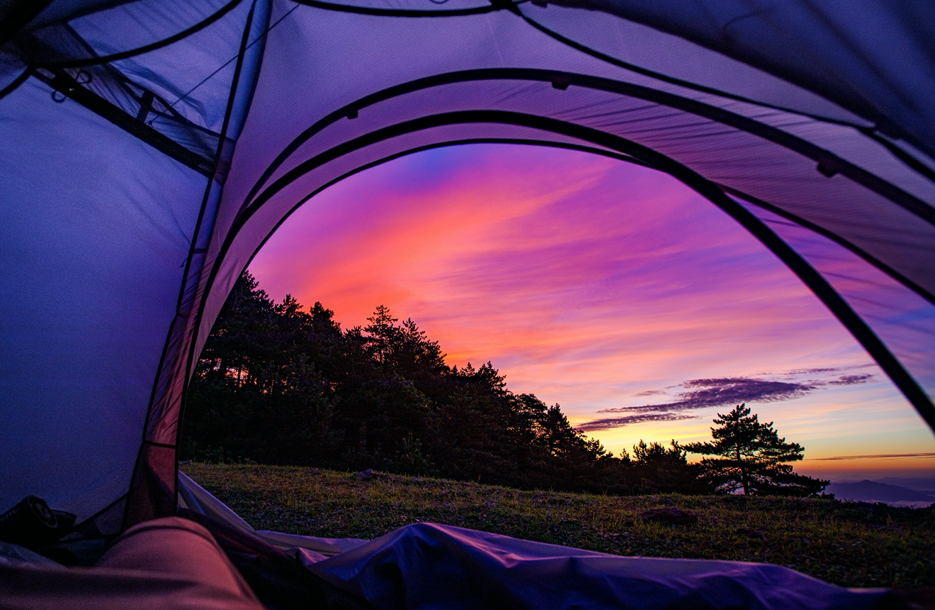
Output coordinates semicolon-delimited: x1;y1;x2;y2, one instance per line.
185;463;935;589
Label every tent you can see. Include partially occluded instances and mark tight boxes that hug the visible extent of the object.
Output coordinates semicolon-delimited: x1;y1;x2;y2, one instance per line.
1;0;933;606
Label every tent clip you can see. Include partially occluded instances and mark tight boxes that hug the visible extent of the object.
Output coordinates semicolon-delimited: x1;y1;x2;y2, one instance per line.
488;0;520;14
551;76;571;90
51;69;91;103
815;155;843;178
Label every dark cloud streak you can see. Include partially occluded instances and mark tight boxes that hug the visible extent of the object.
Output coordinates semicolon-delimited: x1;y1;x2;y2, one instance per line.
811;452;935;461
577;413;695;432
578;370;876;432
596;377;818;414
829;374;872;386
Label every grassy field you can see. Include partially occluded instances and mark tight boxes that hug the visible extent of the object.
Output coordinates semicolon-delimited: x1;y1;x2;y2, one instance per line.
185;463;935;589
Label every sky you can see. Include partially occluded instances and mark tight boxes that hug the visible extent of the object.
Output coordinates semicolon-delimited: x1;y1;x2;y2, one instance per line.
249;144;935;482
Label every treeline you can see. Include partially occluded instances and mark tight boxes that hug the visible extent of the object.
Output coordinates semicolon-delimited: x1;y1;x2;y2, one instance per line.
181;272;710;495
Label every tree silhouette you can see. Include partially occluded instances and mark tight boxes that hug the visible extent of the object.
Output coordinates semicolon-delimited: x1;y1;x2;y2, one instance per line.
182;271;708;495
625;440;711;494
684;404;828;496
363;304;398;364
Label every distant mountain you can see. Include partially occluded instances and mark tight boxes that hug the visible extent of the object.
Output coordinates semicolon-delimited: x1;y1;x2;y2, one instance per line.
873;477;935;493
827;480;935;504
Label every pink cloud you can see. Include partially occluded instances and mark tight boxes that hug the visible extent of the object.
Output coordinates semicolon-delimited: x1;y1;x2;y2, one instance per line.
249;144;929;463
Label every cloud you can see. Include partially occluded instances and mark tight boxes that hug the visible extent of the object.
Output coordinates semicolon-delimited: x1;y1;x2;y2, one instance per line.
829;374;873;386
810;453;935;462
250;143;893;444
596;377;819;414
577;413;696;432
576;369;876;431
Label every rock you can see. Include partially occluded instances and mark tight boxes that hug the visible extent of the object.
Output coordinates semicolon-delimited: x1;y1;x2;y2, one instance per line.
604;532;630;539
639;507;698;526
352;468;379;480
737;527;767;541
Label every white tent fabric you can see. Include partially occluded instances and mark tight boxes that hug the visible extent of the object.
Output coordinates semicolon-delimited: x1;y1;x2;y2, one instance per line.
1;0;933;578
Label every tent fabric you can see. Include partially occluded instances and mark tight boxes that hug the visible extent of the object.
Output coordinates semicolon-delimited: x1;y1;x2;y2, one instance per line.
0;0;933;561
0;517;265;610
0;75;209;522
549;0;935;162
178;471;371;559
176;472;890;610
308;524;887;610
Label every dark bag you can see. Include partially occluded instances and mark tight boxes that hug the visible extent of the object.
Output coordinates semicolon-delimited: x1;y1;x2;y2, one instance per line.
0;496;76;549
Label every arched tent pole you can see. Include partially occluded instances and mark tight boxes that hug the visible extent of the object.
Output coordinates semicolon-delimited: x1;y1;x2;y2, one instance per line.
543;0;935;163
235;136;935;322
513;11;935;187
226;0;935;183
188;112;935;446
237;68;935;297
714;185;935;305
292;0;507;18
242;136;644;260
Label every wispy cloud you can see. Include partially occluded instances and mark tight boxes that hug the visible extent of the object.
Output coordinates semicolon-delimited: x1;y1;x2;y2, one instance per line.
829;374;873;386
577;413;695;432
576;370;874;431
811;453;935;462
784;367;842;375
253;145;867;413
597;377;819;414
249;143;925;461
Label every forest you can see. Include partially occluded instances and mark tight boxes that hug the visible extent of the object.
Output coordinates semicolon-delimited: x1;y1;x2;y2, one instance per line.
181;272;825;497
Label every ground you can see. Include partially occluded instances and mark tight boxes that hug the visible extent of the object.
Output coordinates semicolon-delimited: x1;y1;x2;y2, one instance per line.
185;463;935;589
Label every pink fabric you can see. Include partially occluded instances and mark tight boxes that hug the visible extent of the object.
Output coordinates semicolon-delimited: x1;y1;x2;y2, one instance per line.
0;517;264;610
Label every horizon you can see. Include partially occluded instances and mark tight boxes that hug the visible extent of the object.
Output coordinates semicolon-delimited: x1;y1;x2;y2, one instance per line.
248;143;935;483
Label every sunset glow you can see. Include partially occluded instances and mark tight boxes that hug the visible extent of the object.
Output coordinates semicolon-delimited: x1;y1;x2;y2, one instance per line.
249;144;935;480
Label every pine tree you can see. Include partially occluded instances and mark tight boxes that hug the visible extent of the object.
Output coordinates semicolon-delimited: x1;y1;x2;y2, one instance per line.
684;404;828;496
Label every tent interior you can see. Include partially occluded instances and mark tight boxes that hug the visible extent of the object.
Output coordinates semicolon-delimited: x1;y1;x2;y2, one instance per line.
2;0;934;607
